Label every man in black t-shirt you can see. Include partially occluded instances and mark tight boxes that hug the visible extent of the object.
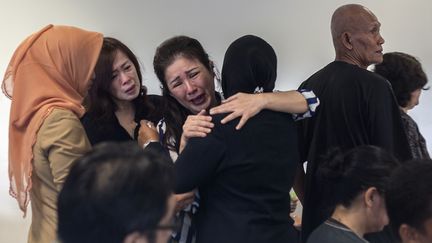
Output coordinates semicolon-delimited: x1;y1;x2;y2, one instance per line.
297;4;412;242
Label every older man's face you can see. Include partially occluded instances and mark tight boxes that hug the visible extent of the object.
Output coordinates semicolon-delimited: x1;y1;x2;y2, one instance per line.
350;11;385;68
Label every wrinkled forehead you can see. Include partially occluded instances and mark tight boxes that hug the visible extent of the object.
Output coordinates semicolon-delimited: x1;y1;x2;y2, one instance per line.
343;10;380;34
361;8;379;23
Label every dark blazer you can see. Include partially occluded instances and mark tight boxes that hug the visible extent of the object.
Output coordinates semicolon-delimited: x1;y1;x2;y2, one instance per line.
175;110;299;243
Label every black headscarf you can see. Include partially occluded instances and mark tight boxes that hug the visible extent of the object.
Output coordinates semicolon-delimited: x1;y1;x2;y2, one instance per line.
221;35;277;98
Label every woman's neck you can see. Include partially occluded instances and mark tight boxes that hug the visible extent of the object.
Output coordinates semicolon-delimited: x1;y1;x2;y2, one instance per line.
114;101;136;138
331;205;367;238
115;99;134;112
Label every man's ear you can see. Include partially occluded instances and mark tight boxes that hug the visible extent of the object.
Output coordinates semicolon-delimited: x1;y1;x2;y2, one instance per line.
341;32;353;50
399;224;420;243
123;231;148;243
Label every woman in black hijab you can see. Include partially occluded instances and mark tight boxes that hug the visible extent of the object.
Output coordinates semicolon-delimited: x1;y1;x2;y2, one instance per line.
173;35;300;243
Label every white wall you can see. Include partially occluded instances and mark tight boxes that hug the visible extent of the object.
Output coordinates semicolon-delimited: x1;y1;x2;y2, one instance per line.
1;0;431;241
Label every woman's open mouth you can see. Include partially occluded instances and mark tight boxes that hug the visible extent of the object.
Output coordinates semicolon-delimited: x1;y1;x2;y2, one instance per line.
190;93;206;106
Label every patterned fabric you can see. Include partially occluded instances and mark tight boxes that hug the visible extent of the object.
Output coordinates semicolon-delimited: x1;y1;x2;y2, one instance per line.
157;119;198;243
293;89;320;121
400;110;430;159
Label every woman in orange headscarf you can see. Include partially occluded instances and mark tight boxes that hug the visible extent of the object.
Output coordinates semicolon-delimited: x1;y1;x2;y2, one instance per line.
2;25;103;243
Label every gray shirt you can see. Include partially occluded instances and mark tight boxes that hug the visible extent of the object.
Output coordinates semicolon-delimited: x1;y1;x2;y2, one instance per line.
307;218;369;243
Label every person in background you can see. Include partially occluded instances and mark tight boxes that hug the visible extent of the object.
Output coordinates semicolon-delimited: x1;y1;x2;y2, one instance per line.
57;142;175;243
374;52;430;159
386;160;432;243
82;37;162;146
2;25;103;243
307;146;399;243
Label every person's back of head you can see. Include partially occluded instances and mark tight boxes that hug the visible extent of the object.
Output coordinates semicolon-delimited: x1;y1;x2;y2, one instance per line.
386;160;432;243
318;145;398;208
317;146;399;235
57;142;175;243
374;52;428;109
221;35;277;98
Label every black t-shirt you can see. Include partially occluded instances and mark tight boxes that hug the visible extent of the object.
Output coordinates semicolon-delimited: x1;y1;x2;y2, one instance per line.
297;61;411;242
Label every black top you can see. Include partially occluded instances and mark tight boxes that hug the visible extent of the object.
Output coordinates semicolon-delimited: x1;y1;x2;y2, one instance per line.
297;61;412;242
174;110;299;243
81;95;163;145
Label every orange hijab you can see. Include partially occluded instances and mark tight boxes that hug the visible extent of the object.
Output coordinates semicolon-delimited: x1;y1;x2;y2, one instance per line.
2;25;103;213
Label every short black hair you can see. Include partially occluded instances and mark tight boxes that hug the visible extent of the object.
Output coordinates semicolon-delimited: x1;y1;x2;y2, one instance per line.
386;160;432;240
317;146;399;209
374;52;428;108
57;142;174;243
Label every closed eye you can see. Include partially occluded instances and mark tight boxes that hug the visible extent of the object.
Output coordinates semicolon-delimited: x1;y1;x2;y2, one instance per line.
189;71;199;79
112;73;118;80
169;77;182;89
172;81;182;88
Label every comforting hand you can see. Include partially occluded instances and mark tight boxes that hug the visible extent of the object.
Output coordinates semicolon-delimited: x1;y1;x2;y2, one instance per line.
137;120;159;147
174;191;196;212
179;110;213;152
210;92;266;130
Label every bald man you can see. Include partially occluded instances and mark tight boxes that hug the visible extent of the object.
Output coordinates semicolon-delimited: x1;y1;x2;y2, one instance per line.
297;4;412;242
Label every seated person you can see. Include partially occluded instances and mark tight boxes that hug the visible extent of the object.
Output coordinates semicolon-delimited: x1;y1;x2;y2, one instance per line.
386;160;432;243
57;142;175;243
307;146;399;243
